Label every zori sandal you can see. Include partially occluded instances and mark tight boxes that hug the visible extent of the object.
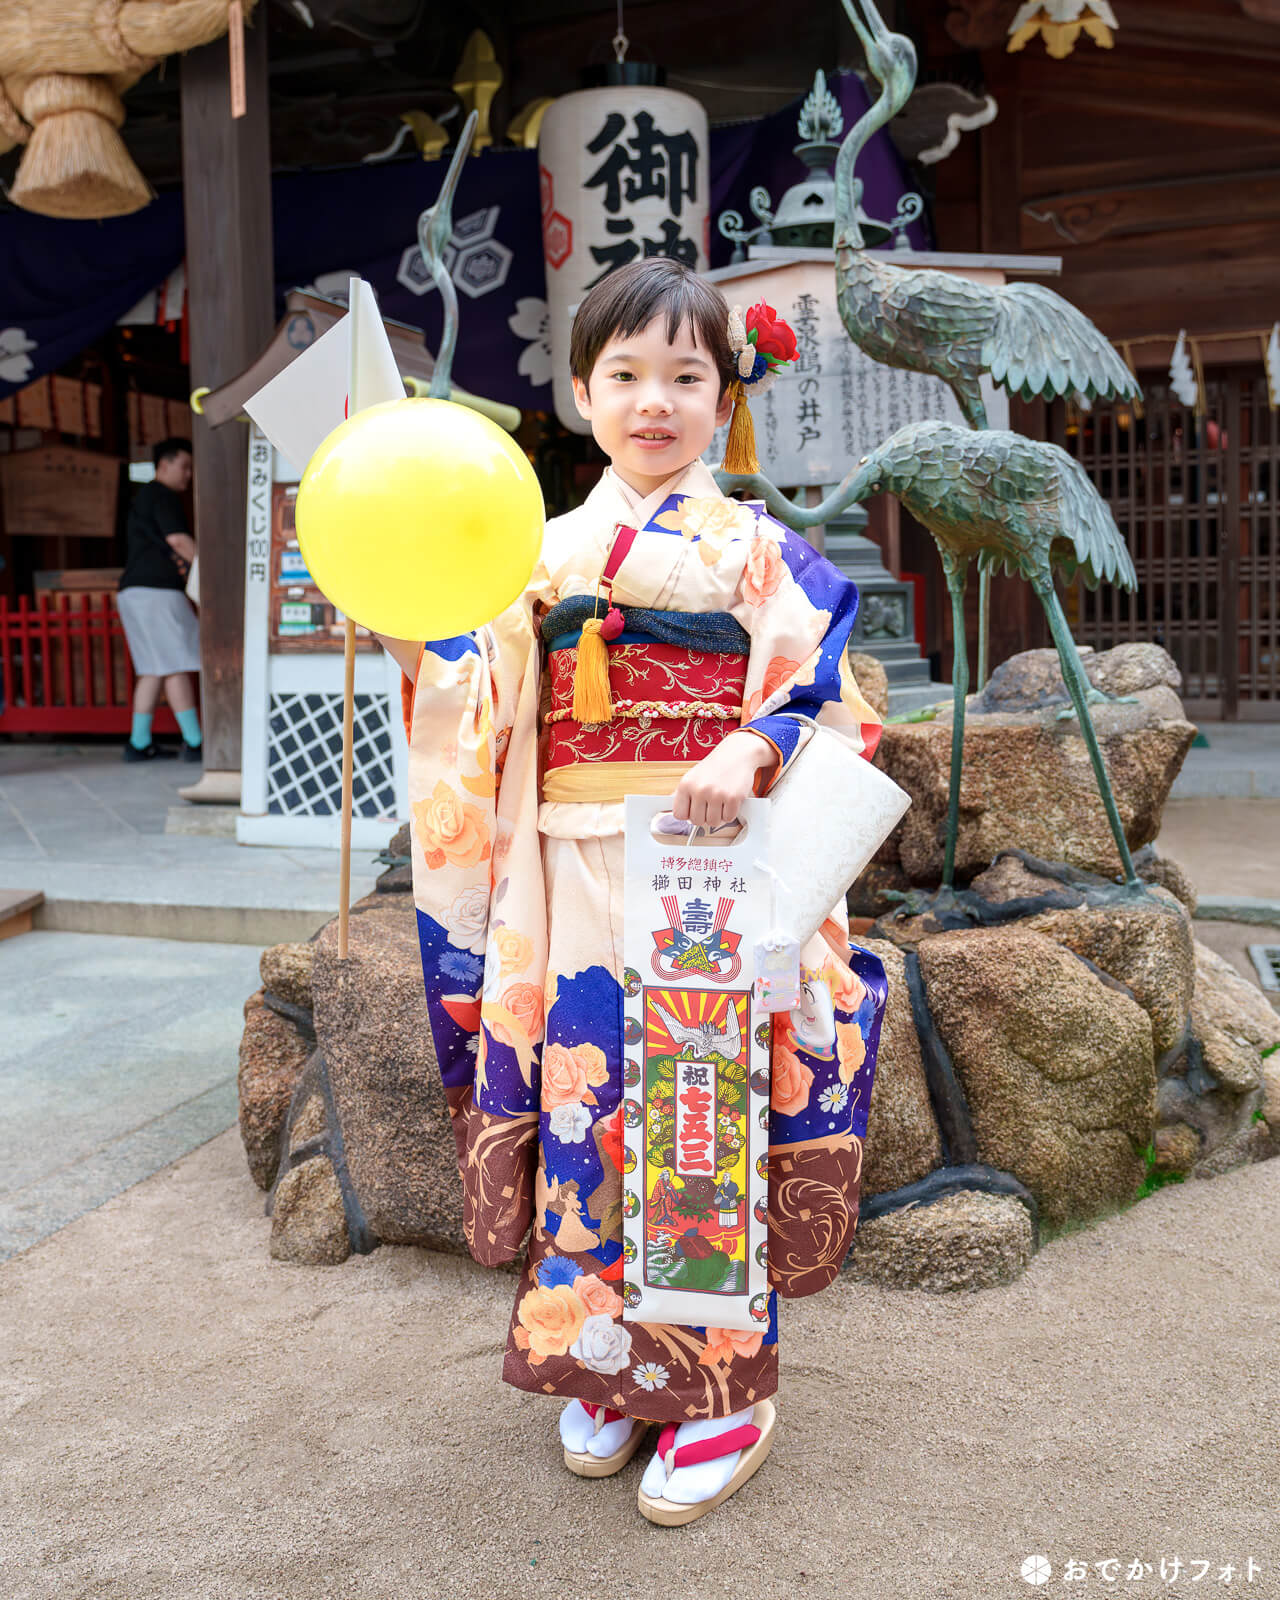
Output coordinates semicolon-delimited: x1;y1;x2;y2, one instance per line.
637;1399;776;1525
562;1401;649;1478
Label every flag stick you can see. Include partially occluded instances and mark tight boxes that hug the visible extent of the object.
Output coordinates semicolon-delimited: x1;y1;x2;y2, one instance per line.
338;613;356;959
338;270;362;961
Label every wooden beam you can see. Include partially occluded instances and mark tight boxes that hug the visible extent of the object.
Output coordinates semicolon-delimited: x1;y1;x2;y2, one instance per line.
180;19;274;777
1020;169;1280;250
1084;294;1280;344
978;53;1021;254
1123;335;1275;371
1022;132;1280;198
1010;46;1280;135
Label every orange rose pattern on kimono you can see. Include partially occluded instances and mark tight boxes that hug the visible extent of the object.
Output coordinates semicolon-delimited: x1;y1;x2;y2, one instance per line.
405;460;888;1423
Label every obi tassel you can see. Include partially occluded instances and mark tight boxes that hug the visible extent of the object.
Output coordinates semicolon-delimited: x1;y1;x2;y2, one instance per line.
572;607;621;722
721;380;759;475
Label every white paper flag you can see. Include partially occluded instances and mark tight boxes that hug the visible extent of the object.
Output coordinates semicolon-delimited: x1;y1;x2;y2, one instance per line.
243;277;404;472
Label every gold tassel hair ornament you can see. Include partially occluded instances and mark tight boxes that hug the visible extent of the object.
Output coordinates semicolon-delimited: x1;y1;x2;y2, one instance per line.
720;302;798;475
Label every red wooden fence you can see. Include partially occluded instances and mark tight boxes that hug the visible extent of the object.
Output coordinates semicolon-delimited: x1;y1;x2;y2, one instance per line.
0;594;179;736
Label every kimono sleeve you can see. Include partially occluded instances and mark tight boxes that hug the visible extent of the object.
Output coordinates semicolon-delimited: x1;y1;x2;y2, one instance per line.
404;588;549;1267
730;506;883;787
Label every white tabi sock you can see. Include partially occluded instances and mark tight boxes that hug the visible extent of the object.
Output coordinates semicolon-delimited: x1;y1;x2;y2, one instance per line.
639;1404;756;1506
560;1399;635;1458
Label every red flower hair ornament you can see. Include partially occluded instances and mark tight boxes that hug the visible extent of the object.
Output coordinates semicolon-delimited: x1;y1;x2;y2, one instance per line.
721;300;798;474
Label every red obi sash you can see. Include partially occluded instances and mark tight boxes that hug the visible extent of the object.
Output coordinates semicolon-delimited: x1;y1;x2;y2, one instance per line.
543;639;748;791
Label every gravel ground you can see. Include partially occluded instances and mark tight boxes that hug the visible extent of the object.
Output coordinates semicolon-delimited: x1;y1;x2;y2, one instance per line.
2;1127;1277;1600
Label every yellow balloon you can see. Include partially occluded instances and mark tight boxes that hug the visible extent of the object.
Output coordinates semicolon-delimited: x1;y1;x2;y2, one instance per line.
294;397;543;638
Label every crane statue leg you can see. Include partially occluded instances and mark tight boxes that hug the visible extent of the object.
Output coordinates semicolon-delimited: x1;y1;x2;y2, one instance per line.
941;554;970;889
1033;577;1140;887
951;381;992;694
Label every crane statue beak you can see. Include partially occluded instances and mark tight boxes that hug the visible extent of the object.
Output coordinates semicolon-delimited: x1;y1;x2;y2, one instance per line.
416;108;479;269
841;0;894;53
844;454;883;506
839;0;918;111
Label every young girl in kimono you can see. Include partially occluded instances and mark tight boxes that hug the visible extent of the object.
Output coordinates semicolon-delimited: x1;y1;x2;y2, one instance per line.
383;256;887;1525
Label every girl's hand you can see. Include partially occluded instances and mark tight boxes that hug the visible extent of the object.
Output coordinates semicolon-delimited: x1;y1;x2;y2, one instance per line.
672;731;777;829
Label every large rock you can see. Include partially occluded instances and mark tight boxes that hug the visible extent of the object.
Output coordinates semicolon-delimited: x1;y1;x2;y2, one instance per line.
1192;942;1280;1060
1022;887;1194;1061
850;651;889;720
875;644;1195;884
259;942;314;1012
1262;1058;1280;1132
858;937;942;1195
239;990;312;1190
311;894;467;1252
1133;846;1198;916
974;642;1182;712
917;928;1155;1230
844;1189;1033;1291
269;1156;351;1266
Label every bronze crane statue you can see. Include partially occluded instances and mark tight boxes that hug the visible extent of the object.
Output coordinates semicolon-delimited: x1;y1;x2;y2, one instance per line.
833;0;1140;431
830;0;1141;684
840;420;1139;890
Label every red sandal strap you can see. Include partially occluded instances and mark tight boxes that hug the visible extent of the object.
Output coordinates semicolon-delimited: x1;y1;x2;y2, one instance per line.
661;1421;761;1477
581;1401;627;1428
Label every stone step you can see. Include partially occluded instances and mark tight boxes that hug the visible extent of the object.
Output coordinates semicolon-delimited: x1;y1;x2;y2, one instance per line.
164;804;238;837
887;681;952;716
0;888;43;942
882;659;934;687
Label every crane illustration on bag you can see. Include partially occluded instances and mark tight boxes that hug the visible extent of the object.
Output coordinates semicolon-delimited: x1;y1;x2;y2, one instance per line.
652;1000;743;1064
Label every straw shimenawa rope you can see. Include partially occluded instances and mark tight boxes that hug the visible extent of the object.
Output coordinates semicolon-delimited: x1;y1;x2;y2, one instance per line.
0;0;259;218
7;72;152;217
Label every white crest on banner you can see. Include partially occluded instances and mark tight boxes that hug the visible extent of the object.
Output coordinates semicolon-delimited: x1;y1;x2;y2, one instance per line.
0;327;37;385
508;297;553;387
396;207;512;300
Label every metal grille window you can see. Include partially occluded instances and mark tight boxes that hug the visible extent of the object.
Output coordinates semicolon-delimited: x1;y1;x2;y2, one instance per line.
1061;375;1279;721
265;690;396;818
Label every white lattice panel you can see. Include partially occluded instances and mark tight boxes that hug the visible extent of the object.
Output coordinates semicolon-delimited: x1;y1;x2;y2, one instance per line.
265;691;397;818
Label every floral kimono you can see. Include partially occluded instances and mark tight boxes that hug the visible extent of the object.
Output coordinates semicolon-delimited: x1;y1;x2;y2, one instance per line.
403;457;889;1424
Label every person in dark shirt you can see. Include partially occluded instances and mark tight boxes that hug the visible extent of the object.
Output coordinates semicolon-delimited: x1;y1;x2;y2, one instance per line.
117;437;203;763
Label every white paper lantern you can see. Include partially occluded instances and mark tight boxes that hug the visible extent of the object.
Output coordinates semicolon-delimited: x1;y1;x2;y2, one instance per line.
538;87;710;432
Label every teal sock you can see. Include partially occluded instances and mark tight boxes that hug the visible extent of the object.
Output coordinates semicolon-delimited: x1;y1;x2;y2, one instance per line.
176;707;203;748
130;713;152;750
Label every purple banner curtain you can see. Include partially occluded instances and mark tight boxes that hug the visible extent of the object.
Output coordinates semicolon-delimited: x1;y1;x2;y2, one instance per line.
0;69;926;410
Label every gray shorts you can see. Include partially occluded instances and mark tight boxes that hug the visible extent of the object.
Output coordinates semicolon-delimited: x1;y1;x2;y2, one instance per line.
117;587;201;677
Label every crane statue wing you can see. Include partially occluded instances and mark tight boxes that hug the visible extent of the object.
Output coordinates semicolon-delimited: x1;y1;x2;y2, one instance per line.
985;283;1141;408
1045;449;1138;592
961;430;1137;593
880;424;1137;595
838;259;997;367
